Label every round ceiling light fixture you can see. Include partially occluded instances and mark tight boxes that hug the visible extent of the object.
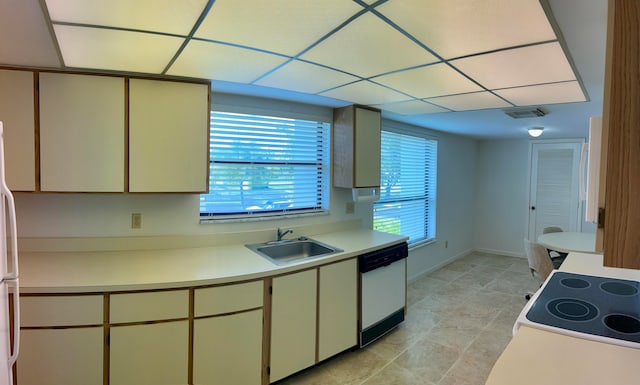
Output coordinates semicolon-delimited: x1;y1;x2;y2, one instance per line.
528;127;544;137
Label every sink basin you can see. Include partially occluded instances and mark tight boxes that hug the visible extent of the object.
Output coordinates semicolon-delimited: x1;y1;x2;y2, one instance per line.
246;237;343;265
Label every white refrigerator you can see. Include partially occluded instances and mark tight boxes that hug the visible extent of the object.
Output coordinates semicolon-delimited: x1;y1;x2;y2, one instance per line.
0;121;20;385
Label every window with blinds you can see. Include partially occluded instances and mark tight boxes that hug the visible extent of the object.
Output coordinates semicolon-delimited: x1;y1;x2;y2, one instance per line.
200;111;330;219
373;130;437;245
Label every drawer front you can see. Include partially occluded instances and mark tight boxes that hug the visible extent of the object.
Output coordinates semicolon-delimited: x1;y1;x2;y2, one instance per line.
110;290;188;324
21;295;103;327
194;281;263;317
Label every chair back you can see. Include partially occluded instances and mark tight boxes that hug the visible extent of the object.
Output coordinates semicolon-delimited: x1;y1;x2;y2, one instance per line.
524;238;554;281
543;226;563;234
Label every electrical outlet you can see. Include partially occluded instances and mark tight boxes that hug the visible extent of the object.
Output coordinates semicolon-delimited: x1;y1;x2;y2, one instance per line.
131;213;142;229
345;202;355;214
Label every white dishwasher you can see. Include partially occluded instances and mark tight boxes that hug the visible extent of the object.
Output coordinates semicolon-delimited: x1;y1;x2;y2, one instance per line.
359;242;408;347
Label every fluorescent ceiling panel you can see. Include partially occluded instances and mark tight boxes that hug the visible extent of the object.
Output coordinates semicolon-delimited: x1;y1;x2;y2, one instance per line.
374;63;482;99
301;13;438;78
167;40;288;83
0;0;60;67
428;91;512;111
320;81;408;105
376;100;448;115
45;0;207;35
255;61;359;94
54;25;183;73
195;0;362;56
377;0;556;59
495;81;586;106
451;42;577;90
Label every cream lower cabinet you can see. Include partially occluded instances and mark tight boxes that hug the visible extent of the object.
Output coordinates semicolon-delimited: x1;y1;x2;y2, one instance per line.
318;259;358;361
269;269;317;382
17;295;104;385
109;290;189;385
269;259;358;382
193;281;264;385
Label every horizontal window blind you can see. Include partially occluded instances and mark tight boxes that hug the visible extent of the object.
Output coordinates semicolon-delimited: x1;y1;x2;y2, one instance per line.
200;111;330;218
374;130;437;244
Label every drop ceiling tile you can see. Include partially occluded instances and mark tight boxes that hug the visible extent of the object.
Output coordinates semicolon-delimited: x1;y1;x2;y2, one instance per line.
167;40;288;83
427;91;512;111
494;81;586;106
450;42;576;90
45;0;207;35
377;0;556;59
195;0;362;56
301;13;438;78
0;0;60;67
320;81;409;105
374;63;482;99
54;25;184;73
255;60;359;94
376;100;448;115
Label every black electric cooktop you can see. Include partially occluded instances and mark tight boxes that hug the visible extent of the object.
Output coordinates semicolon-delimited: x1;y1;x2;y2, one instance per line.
517;271;640;348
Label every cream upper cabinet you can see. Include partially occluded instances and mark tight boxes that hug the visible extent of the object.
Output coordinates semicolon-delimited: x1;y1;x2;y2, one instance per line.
333;105;381;188
0;69;36;191
39;72;125;192
318;259;358;361
128;78;209;193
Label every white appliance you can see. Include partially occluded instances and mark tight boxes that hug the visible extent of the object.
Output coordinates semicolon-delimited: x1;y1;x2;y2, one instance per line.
581;116;602;223
0;121;20;385
359;242;407;347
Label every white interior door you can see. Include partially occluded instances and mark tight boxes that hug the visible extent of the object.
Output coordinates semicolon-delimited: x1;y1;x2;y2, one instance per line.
528;141;583;241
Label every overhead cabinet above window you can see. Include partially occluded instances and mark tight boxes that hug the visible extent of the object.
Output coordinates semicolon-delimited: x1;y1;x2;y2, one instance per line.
332;105;381;189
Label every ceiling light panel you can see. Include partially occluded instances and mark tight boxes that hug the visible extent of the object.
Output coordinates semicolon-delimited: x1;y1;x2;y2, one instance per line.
374;63;482;99
54;25;184;73
376;100;448;115
255;61;359;94
495;81;586;106
167;40;288;83
427;91;512;111
301;13;438;78
195;0;362;57
377;0;556;59
45;0;208;35
450;42;577;90
320;81;409;105
0;0;60;67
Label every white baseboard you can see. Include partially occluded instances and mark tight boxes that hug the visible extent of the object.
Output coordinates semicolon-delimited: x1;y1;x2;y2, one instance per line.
474;248;525;259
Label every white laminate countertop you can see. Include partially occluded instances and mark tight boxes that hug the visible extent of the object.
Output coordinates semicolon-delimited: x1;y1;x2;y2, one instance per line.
485;252;640;385
17;229;408;293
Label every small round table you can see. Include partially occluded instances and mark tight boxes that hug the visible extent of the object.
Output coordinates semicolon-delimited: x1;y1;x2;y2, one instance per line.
537;232;598;254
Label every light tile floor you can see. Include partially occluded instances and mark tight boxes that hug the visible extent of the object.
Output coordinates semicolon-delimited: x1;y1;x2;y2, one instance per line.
277;252;540;385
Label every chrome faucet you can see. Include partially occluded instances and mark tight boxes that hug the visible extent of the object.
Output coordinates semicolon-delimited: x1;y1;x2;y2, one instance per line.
276;227;293;241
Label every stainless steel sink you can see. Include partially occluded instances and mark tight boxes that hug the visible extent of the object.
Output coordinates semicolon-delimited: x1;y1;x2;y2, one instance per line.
246;237;343;265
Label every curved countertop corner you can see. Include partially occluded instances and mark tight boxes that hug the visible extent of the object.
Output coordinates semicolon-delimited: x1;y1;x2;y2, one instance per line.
18;229;408;293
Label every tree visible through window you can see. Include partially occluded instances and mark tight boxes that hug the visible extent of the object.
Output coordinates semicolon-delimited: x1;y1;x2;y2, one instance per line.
200;111;330;219
374;130;437;245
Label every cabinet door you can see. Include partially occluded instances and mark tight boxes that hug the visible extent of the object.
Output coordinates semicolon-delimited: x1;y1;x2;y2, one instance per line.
318;259;357;361
110;321;189;385
0;69;36;191
193;310;263;385
18;327;103;385
39;72;125;192
129;79;209;192
270;269;317;382
354;107;381;187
